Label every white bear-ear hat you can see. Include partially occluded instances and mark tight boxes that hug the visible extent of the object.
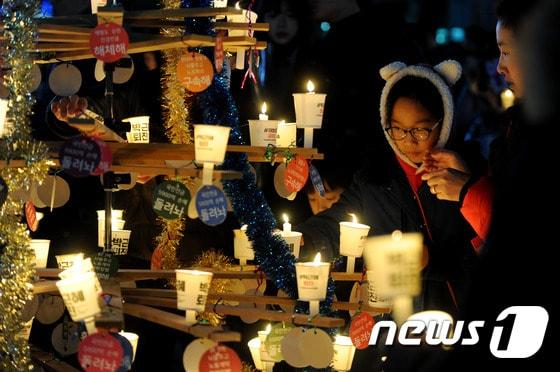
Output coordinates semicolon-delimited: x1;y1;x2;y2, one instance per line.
379;60;462;167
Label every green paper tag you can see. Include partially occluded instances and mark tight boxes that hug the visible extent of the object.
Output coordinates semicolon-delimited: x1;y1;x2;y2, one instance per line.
265;323;294;362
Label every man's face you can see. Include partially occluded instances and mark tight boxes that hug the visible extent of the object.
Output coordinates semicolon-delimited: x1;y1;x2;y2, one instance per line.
307;183;344;215
496;21;525;97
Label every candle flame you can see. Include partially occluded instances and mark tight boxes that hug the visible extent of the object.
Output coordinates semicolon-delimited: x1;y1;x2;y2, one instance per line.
313;252;322;263
349;213;358;224
307;80;315;93
241;224;248;231
283;213;289;223
265;323;271;333
261;102;267;115
503;89;514;99
235;2;240;10
392;230;403;241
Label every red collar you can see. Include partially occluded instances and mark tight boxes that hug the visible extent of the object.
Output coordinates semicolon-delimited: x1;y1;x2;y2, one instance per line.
396;155;423;192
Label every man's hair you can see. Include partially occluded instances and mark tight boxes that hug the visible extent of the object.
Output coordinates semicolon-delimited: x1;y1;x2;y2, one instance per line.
496;0;542;33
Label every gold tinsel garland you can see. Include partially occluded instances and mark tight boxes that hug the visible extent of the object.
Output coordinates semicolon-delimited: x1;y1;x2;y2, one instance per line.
155;0;196;270
191;250;234;326
0;0;49;370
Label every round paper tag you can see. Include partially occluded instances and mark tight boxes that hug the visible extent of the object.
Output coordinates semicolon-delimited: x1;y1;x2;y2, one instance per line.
309;164;325;197
94;55;134;84
239;288;265;324
348;282;369;317
36;175;71;209
265;323;294;362
273;163;291;198
36;295;65;324
177;52;214;93
30;182;47;208
195;185;227;226
51;319;81;356
152;180;190;220
79;333;124;372
25;201;38;232
214;31;225;73
284;156;309;193
280;327;307;368
349;312;375;350
300;328;334;368
59;136;102;177
22;295;40;322
111;333;133;372
90;23;129;63
199;345;242;372
48;63;82;96
0;177;8;209
91;138;113;175
30;63;42;92
183;338;217;372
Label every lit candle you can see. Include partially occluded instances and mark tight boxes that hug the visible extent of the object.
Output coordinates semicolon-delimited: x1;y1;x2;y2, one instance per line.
258;323;272;342
332;335;356;372
500;88;515;109
363;231;423;325
234;224;254;265
293;80;326;148
259;102;269;120
295;252;330;316
307;80;315;94
248;337;264;370
282;214;292;233
339;213;371;273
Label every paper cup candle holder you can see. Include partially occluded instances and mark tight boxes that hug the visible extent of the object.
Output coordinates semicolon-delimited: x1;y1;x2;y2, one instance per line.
293;80;326;148
56;271;101;334
194;124;231;186
228;2;258;69
276;214;302;259
339;213;370;273
249;102;279;147
30;239;50;268
234;225;254;265
295;253;330;316
175;269;214;325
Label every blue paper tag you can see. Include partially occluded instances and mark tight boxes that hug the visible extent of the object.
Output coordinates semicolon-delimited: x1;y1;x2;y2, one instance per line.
309;164;325;197
111;332;134;372
195;185;228;226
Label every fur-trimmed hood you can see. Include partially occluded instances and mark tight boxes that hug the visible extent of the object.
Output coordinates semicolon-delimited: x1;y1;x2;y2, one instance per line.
379;60;462;167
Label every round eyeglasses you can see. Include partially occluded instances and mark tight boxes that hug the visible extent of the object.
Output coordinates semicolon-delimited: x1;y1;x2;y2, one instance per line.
385;120;442;142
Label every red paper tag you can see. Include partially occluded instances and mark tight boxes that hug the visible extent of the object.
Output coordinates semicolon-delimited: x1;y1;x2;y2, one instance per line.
284;156;309;193
214;31;225;73
91;138;113;176
151;244;163;270
177;52;214;93
199;345;242;372
349;312;375;350
25;201;38;232
90;23;129;63
78;333;124;372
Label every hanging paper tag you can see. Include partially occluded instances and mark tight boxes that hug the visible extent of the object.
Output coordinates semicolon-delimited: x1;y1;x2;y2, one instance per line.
92;252;119;280
90;23;129;63
36;295;65;325
78;333;124;372
51;320;81;356
152;180;190;220
195;185;228;226
36;174;71;209
214;31;225;73
111;333;134;372
299;328;335;368
265;323;294;362
183;338;217;372
59;136;101;177
48;63;82;97
0;177;8;209
280;327;307;368
177;52;214;93
91;138;113;175
309;163;325;197
199;345;242;372
25;201;38;232
284;156;309;193
349;312;375;350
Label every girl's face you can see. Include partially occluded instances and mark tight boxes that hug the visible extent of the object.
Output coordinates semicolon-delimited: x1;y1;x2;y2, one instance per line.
265;2;299;45
389;97;442;164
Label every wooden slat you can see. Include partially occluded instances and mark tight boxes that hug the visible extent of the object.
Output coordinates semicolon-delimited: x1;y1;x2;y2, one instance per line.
33;280;59;294
37;33;90;43
123;303;241;342
214;22;270;32
123;7;241;20
31;346;81;372
37;24;93;36
34;43;91;52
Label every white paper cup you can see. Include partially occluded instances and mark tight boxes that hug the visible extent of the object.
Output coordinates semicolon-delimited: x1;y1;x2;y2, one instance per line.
276;231;302;259
96;209;124;220
248;337;264;370
119;331;139;362
55;253;84;270
175;270;213;311
363;232;423;298
30;239;50;268
295;262;330;301
277;122;297;147
194;125;231;165
90;0;107;14
249;120;278;147
59;257;102;295
234;228;254;263
228;10;258;37
293;93;326;129
124;116;150;143
97;218;126;248
56;271;101;321
339;222;370;257
110;229;131;255
332;335;356;372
